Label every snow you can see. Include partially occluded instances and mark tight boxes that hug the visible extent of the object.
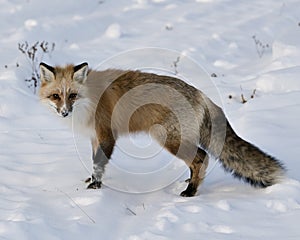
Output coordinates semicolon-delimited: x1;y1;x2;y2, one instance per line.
105;24;122;39
1;0;300;239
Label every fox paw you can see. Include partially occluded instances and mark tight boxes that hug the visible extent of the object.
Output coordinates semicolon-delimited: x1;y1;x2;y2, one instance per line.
180;190;195;197
180;184;197;197
85;176;102;189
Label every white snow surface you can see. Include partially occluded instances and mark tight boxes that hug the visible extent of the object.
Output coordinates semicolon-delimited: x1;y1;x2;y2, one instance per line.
1;0;300;239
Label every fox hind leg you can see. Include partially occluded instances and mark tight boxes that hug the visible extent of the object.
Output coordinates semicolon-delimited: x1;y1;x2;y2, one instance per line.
151;123;209;197
156;134;208;196
180;148;208;197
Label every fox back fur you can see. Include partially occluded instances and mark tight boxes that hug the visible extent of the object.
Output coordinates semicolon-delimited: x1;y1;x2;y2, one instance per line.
39;62;285;197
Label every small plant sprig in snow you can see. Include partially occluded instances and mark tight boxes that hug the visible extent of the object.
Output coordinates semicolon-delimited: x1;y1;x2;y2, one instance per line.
228;87;257;104
252;35;270;58
171;56;180;75
18;41;55;93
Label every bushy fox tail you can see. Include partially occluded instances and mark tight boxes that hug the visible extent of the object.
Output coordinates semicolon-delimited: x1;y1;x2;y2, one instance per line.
218;121;286;187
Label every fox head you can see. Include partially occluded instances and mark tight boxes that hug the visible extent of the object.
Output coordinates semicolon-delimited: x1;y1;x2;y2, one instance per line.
39;62;89;118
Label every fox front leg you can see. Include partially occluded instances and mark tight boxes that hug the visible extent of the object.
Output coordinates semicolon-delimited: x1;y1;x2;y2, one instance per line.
87;138;115;189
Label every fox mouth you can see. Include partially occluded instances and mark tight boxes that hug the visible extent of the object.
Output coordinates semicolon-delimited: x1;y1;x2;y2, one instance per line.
60;111;70;118
49;104;72;118
58;109;73;118
47;102;70;118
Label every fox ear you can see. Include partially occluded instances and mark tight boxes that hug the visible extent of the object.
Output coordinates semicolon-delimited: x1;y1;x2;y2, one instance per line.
73;62;88;84
40;62;55;83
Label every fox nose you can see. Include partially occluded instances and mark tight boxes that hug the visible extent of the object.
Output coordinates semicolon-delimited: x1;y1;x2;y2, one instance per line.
61;109;69;117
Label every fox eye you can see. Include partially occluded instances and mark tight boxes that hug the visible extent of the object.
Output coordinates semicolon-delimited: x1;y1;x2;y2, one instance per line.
69;93;77;100
52;93;60;100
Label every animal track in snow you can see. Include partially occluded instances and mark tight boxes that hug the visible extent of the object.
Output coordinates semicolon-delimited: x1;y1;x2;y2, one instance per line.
72;197;99;206
266;200;287;213
155;210;179;231
182;223;197;233
180;205;202;213
211;225;234;234
265;199;300;213
215;200;231;211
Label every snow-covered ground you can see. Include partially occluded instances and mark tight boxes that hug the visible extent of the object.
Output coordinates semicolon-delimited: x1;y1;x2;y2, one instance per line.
1;0;300;239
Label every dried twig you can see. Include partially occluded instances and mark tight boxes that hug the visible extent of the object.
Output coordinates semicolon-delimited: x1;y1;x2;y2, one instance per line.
18;40;55;93
241;94;247;104
228;87;257;104
125;205;137;216
251;89;257;99
57;188;96;224
252;35;270;58
172;56;180;75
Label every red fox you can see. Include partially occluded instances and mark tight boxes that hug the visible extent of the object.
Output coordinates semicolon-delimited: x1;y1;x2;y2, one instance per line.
39;62;285;197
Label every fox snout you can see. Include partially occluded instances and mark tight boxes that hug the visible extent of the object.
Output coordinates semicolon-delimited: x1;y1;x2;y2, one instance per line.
47;96;74;118
57;104;73;118
60;107;70;118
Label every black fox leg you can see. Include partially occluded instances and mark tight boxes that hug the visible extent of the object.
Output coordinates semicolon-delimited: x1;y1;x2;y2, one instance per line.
180;148;208;197
87;139;115;189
